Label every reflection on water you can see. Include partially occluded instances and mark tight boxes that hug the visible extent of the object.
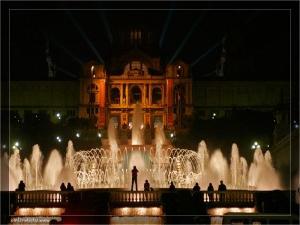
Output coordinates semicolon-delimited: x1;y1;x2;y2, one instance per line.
110;216;163;225
208;207;255;216
15;207;65;216
209;207;256;225
112;207;162;216
111;207;163;225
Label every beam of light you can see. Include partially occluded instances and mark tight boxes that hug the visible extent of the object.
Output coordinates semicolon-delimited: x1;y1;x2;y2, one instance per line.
191;40;222;67
159;9;173;48
100;11;113;44
168;13;205;64
56;66;78;79
48;36;84;66
66;11;104;64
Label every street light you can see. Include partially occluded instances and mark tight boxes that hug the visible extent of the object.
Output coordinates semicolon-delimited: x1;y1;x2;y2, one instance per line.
251;141;260;150
56;113;61;120
56;136;62;143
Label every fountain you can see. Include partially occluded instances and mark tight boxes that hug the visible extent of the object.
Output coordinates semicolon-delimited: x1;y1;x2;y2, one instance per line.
2;105;282;191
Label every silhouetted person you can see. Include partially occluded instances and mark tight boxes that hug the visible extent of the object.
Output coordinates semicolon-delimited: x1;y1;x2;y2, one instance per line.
60;183;66;191
66;182;74;191
17;180;25;191
131;166;139;191
169;181;176;191
60;182;67;202
16;180;25;202
207;183;214;202
144;180;150;191
143;179;150;199
66;183;74;203
193;182;201;192
218;180;227;201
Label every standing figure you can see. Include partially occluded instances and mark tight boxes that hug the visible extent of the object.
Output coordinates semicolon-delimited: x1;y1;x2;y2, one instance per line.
207;183;214;202
66;182;74;191
218;180;227;202
60;182;67;191
17;180;26;201
193;182;201;192
60;182;67;202
169;181;176;191
144;179;150;200
131;166;139;191
17;180;26;191
144;180;150;191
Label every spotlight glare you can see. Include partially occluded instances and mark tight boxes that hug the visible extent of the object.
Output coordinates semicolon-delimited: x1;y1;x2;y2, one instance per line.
15;142;19;147
97;133;102;138
76;133;80;138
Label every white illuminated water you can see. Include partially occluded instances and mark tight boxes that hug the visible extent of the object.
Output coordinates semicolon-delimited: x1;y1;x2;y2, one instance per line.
2;104;282;191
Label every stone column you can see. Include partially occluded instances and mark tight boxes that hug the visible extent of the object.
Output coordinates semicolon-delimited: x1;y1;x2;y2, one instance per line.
126;84;129;105
149;84;152;105
120;83;123;105
143;83;146;105
162;85;165;105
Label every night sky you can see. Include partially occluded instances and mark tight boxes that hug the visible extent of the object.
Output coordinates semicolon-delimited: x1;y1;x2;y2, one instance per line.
2;1;298;81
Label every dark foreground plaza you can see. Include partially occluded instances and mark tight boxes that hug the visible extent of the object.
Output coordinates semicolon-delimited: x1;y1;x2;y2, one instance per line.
1;1;299;224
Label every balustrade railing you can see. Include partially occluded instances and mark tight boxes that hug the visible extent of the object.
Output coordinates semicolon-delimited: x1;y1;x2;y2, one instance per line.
14;190;255;206
15;191;68;205
201;190;254;203
111;191;160;203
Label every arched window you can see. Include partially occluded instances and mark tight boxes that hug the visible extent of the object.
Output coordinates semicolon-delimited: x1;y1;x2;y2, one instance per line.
152;87;162;104
111;87;120;104
130;86;142;104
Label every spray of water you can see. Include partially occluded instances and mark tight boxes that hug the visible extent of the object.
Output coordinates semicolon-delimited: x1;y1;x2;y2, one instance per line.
2;105;282;191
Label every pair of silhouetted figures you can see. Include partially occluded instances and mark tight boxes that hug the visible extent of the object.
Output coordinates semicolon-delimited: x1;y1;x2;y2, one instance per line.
16;180;26;191
60;182;74;191
205;180;227;202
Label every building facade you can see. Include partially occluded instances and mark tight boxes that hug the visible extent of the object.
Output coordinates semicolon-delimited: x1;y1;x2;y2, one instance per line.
2;28;290;129
79;50;193;128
